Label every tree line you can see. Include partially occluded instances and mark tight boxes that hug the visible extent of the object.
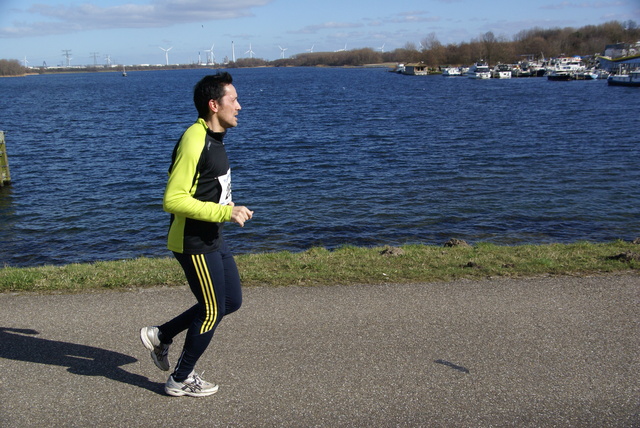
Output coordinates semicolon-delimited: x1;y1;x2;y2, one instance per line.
2;20;638;76
0;59;28;76
258;20;640;68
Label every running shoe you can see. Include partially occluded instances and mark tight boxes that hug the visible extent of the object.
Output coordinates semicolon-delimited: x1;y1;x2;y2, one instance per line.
165;371;219;397
140;326;170;371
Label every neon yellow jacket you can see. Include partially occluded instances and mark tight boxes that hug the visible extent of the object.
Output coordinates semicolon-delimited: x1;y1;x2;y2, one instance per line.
164;119;233;254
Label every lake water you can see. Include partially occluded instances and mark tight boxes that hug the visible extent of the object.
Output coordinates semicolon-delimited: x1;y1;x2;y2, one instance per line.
1;67;639;267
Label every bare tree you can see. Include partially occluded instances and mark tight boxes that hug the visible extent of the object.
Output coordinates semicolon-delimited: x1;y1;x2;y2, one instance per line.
481;31;498;65
422;32;445;66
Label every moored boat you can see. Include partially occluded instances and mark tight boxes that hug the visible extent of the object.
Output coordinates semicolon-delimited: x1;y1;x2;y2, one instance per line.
545;55;585;81
607;65;640;87
390;63;405;74
467;62;491;79
492;64;512;79
574;69;599;80
442;66;462;76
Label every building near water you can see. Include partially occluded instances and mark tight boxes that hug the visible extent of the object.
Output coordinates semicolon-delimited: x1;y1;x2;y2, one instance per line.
597;41;640;71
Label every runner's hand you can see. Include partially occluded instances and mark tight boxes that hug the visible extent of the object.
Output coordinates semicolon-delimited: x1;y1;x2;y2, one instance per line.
231;205;253;227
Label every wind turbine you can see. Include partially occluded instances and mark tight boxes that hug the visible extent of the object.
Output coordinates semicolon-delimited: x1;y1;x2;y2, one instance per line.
245;43;255;58
335;43;347;52
378;43;385;53
205;44;215;65
160;46;172;65
22;56;29;67
279;45;288;59
306;44;314;53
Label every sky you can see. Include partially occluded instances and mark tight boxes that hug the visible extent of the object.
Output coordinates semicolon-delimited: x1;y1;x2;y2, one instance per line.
1;0;639;66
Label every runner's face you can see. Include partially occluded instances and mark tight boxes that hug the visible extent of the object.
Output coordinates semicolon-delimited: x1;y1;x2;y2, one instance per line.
214;84;241;130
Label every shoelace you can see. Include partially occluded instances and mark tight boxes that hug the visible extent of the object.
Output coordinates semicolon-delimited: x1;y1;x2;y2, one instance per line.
184;372;204;391
153;342;169;358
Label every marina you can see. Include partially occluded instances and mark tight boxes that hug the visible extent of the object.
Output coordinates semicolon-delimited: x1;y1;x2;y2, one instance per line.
403;49;640;82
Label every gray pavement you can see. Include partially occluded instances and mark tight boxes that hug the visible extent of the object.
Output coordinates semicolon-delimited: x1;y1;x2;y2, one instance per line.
0;275;639;427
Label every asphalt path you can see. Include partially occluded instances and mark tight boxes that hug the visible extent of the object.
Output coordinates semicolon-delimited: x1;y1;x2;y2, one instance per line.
1;275;638;427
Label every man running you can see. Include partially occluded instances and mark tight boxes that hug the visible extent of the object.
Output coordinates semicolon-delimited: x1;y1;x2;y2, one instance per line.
141;72;253;397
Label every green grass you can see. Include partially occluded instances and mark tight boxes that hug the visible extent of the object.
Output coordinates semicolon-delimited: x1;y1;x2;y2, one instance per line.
1;241;638;293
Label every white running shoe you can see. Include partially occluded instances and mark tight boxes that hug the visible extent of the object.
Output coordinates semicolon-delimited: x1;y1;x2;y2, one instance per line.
165;371;219;397
140;326;170;371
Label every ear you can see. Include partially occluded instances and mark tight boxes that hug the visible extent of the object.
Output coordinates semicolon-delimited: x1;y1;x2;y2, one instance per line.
208;99;218;113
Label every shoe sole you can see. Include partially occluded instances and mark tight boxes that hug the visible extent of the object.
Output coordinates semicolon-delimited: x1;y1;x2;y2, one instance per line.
139;327;155;351
139;327;170;371
165;385;219;397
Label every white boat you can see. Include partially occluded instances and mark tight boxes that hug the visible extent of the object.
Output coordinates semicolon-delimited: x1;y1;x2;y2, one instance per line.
607;65;640;87
442;66;462;76
467;62;491;79
492;64;512;79
545;56;585;81
391;63;405;74
513;55;546;77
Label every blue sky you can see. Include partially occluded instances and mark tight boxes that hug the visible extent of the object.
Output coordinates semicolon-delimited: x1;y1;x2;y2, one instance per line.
1;0;638;66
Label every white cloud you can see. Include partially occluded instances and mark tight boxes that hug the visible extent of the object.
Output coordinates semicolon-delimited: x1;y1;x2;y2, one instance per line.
1;0;273;37
540;1;627;10
386;11;440;24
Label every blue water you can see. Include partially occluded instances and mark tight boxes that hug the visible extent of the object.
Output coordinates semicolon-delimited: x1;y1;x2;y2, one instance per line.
1;67;639;267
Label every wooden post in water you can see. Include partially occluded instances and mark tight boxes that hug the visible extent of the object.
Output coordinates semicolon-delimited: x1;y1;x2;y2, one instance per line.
0;131;11;187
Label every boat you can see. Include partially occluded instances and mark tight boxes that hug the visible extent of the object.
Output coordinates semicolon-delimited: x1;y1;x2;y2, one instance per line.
546;69;574;80
574;68;599;80
492;64;512;79
545;56;585;81
442;66;462;76
390;63;405;74
514;55;546;77
122;65;127;77
607;65;640;87
466;62;491;79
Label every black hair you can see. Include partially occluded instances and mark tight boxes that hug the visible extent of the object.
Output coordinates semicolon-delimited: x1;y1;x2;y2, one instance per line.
193;72;233;119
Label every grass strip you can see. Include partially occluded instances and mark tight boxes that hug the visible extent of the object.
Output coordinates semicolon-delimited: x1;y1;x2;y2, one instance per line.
1;241;638;293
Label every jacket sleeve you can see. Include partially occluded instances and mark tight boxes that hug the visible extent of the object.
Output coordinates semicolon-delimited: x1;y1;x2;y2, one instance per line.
163;130;233;223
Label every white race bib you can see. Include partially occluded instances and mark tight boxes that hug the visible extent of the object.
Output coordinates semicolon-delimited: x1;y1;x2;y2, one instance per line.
218;168;232;205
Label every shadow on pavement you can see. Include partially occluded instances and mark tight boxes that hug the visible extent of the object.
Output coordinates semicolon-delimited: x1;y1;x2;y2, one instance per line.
0;327;164;394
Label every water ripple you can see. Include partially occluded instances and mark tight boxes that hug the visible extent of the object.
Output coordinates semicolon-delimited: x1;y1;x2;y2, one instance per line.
1;68;639;267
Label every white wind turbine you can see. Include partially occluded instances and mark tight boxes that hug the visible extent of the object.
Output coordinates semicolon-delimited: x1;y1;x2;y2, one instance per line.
307;45;314;53
378;43;385;53
279;45;288;59
245;43;255;58
160;46;172;65
335;43;347;52
205;44;215;65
